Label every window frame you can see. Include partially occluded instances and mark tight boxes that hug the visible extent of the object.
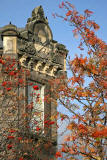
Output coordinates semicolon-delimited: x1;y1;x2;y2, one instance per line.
27;81;45;133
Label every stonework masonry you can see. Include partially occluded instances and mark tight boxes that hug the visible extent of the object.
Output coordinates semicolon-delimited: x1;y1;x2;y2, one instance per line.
0;6;68;160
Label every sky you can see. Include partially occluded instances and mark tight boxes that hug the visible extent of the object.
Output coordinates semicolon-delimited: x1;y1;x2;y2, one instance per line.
0;0;107;58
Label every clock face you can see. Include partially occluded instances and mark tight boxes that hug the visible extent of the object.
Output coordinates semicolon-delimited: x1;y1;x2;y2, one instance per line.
34;23;52;44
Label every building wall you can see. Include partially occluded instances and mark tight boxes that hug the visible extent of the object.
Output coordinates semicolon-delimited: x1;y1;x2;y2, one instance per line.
0;6;68;159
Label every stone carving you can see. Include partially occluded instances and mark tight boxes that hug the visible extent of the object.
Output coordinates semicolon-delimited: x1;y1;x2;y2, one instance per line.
32;6;44;19
17;6;68;70
18;40;36;56
27;6;48;24
26;6;52;46
55;43;68;53
18;39;66;66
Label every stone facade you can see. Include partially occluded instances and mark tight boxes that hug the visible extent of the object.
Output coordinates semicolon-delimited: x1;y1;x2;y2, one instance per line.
0;6;68;160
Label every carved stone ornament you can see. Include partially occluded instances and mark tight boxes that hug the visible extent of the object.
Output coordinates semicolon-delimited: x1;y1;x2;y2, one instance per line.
27;6;48;24
18;40;36;56
32;6;44;18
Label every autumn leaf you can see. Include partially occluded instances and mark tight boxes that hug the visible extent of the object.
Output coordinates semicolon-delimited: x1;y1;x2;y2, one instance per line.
33;85;39;90
7;144;13;150
9;71;15;76
55;151;62;158
18;137;22;141
67;122;77;130
36;126;41;131
49;121;55;125
0;59;2;63
7;136;14;139
61;146;68;153
66;10;72;16
84;9;93;15
8;129;16;133
92;128;107;138
2;81;7;86
19;158;24;160
6;87;11;91
18;79;23;84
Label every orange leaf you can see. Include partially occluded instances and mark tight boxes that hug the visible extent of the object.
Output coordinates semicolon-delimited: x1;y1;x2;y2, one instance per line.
55;151;62;158
84;9;93;15
61;146;68;153
66;10;72;16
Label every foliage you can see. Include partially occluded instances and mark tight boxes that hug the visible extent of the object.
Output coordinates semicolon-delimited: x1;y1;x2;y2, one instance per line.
51;1;107;160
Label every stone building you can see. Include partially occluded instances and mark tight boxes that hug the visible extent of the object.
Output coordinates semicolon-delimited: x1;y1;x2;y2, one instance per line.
0;6;68;160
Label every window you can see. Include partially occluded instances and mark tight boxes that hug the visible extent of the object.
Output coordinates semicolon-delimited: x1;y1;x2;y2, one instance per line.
28;82;45;133
4;39;13;53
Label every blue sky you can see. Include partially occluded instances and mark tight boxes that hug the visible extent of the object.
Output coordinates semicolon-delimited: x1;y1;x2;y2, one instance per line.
0;0;107;58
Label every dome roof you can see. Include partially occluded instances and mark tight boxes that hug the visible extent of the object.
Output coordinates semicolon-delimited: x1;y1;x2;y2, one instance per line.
3;22;17;30
1;22;18;36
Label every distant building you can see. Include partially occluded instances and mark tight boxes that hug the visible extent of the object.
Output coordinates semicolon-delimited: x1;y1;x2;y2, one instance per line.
0;6;68;160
